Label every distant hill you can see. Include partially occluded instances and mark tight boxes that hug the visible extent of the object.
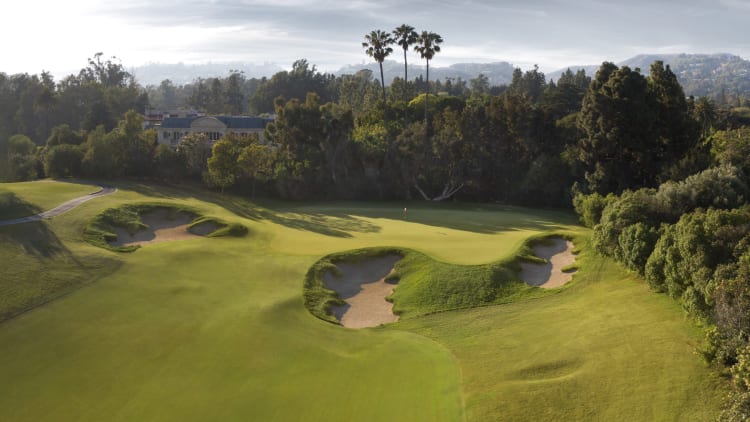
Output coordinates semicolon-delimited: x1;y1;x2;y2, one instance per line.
131;54;750;100
132;60;518;88
549;53;750;99
131;62;284;86
335;60;517;86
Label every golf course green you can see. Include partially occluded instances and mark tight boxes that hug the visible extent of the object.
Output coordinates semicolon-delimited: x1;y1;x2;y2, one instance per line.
0;180;727;421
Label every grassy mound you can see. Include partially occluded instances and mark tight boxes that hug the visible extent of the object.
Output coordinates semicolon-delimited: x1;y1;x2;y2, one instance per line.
84;203;247;252
304;234;576;323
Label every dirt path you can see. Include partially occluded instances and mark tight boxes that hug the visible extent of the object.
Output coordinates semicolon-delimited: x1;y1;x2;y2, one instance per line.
0;185;116;227
323;255;402;329
520;238;577;288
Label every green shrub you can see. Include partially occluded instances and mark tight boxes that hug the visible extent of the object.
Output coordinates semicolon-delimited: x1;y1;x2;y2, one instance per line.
592;189;661;257
614;222;660;274
644;208;750;316
655;165;749;219
572;191;615;228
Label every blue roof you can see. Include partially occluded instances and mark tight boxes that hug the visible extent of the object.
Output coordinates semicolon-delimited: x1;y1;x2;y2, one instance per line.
160;117;196;129
160;116;274;129
215;116;274;129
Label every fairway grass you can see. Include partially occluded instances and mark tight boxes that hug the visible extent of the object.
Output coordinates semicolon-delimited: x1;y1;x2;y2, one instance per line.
0;179;100;220
0;180;728;421
395;236;726;421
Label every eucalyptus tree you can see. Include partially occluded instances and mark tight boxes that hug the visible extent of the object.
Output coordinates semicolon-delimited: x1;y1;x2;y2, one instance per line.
362;30;394;103
414;31;443;124
393;24;418;99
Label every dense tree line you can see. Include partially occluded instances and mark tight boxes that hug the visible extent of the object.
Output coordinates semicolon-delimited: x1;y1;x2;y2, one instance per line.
575;126;750;420
4;52;744;207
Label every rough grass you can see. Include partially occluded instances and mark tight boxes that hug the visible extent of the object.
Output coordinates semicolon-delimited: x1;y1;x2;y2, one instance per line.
0;180;728;421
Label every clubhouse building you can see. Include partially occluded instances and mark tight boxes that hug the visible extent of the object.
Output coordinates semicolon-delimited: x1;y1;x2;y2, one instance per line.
157;115;274;147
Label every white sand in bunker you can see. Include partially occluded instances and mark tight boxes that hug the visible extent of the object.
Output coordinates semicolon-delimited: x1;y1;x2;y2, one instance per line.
520;238;577;288
323;254;403;329
108;209;218;247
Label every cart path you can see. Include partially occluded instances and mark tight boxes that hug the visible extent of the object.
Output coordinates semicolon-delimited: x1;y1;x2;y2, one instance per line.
0;185;116;227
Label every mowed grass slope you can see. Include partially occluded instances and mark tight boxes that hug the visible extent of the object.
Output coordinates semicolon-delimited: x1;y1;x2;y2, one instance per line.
0;180;727;421
396;236;726;421
0;179;99;219
0;180;118;321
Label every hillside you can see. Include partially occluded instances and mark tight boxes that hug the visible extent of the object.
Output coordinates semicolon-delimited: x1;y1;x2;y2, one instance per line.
130;62;283;86
335;60;517;86
130;53;750;99
550;53;750;99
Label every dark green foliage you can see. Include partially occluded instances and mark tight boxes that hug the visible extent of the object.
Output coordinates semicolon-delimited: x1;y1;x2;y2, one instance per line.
712;127;750;173
719;390;750;422
592;189;662;257
5;134;40;181
708;253;750;421
8;134;36;156
249;59;336;115
572;191;615;228
6;153;40;182
614;223;660;274
654;165;749;218
44;144;84;178
576;62;699;194
582;165;750;286
46;124;85;147
645;208;750;315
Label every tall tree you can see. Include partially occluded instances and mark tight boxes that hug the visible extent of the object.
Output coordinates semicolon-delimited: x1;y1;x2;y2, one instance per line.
576;63;658;193
393;24;418;100
414;31;443;125
362;30;394;104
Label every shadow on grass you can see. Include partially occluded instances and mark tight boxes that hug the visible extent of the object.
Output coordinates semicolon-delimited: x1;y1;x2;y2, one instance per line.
0;220;69;259
119;181;576;238
0;191;42;221
0;221;123;323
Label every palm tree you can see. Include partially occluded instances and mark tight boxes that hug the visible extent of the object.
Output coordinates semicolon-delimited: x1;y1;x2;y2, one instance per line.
393;24;418;97
414;31;443;125
362;30;394;104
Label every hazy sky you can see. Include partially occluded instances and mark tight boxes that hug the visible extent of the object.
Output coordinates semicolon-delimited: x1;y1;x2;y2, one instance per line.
2;0;749;79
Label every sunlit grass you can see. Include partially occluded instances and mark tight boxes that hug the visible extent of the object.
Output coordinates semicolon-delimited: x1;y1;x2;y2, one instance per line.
0;179;99;219
0;180;728;421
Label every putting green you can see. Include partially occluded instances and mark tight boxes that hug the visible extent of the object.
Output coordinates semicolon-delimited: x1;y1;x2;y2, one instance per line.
0;180;727;421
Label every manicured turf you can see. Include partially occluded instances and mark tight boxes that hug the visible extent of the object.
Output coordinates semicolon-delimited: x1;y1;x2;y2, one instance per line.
396;235;726;420
0;180;99;220
0;180;728;421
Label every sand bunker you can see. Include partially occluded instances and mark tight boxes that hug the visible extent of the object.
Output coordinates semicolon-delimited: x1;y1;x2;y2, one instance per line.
520;238;577;288
322;254;402;329
108;209;217;247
